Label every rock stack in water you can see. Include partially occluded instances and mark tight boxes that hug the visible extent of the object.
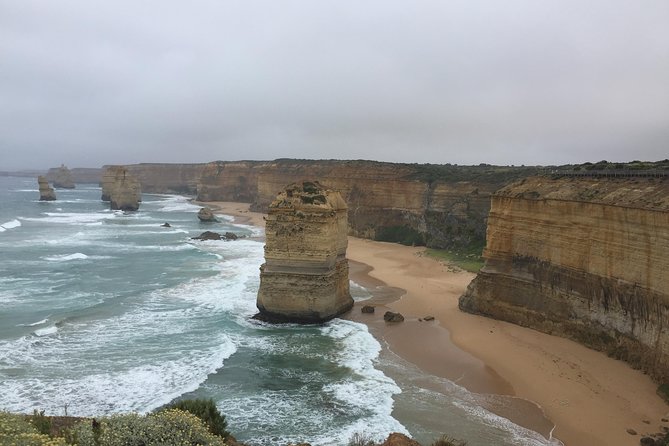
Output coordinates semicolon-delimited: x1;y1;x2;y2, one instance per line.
256;181;353;323
102;166;141;211
52;164;75;189
37;176;56;201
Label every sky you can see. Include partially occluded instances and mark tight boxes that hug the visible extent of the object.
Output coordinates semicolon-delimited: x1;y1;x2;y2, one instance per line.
1;0;668;170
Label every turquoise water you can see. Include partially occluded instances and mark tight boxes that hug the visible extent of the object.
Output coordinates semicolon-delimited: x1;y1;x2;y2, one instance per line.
0;176;560;445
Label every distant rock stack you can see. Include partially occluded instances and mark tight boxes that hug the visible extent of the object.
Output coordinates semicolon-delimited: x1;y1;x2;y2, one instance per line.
37;176;56;201
52;164;75;189
256;181;353;323
104;166;141;211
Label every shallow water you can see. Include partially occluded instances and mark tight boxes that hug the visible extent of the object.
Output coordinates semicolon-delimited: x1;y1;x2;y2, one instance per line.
0;176;561;445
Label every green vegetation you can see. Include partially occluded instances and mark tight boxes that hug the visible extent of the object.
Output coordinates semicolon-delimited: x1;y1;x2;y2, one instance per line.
375;225;426;246
572;159;669;171
158;398;229;439
657;383;669;404
71;409;226;446
1;403;229;446
425;247;484;273
0;411;70;446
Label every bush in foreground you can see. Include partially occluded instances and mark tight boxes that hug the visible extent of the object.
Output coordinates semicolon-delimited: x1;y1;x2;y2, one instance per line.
158;398;230;439
72;409;226;446
0;411;70;446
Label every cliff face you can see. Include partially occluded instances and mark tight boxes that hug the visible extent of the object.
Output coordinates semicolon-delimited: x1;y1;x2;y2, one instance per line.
460;176;669;383
49;165;75;189
46;167;102;184
256;181;353;323
37;176;56;201
196;160;534;249
109;163;207;195
102;166;142;211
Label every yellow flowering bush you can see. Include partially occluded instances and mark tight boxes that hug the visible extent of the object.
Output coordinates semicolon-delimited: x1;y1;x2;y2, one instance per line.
0;412;70;446
72;409;227;446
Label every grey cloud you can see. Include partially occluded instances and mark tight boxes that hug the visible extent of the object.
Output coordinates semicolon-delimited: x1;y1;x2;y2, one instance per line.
1;0;668;170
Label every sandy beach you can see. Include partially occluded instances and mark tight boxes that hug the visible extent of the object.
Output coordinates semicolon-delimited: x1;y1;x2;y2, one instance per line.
207;201;668;446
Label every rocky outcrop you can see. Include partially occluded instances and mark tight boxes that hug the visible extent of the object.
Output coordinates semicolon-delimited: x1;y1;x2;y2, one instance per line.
50;164;75;189
105;166;141;211
197;207;218;222
256;181;353;323
191;231;239;241
196;160;538;249
460;176;669;384
37;176;56;201
46;167;102;184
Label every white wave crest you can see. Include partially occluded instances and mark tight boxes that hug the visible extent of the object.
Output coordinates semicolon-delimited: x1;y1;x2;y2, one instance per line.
43;253;89;261
0;219;22;231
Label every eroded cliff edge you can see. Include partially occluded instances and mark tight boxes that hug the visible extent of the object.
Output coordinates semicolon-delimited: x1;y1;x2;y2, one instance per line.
459;175;669;383
196;160;538;249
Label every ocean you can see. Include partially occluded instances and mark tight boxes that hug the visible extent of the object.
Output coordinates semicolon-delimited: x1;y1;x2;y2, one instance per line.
0;176;561;446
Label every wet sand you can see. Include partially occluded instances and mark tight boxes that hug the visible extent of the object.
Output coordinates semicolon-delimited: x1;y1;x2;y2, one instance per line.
206;201;669;446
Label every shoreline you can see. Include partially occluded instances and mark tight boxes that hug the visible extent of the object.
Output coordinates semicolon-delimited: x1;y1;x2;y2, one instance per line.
207;201;668;446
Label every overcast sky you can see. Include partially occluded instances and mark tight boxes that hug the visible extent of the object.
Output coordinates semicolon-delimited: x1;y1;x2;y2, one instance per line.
1;1;668;170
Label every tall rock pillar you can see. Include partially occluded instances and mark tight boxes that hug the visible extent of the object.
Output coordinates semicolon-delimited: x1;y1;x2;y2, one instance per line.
37;176;56;201
256;181;353;323
102;166;142;211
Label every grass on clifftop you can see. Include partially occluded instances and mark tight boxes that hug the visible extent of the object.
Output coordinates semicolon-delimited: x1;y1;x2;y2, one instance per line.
424;247;484;273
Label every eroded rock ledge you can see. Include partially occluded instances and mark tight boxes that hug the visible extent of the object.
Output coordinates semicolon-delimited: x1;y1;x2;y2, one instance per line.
256;181;353;323
460;176;669;384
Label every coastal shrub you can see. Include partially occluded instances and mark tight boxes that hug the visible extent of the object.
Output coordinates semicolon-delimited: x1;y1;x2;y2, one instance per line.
30;410;52;436
375;225;425;246
158;398;229;439
0;411;70;446
348;432;377;446
657;383;669;404
432;435;467;446
72;409;226;446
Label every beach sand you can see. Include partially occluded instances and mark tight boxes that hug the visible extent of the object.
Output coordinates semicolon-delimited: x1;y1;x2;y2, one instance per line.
207;201;668;446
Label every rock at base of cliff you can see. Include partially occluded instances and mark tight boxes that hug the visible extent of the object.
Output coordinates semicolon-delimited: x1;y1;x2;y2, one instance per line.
361;305;375;314
384;311;405;322
191;231;239;241
197;207;219;222
37;176;56;201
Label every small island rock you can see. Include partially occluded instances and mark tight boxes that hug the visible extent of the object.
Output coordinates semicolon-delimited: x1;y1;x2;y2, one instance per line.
197;207;219;222
37;176;56;201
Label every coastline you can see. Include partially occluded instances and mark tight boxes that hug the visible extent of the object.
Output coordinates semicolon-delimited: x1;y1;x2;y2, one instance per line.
207;201;668;446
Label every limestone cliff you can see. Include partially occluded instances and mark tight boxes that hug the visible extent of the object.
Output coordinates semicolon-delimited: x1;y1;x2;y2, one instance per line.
50;164;75;189
103;166;142;211
256;181;353;323
460;175;669;383
37;176;56;201
46;167;102;184
123;163;207;194
196;160;536;249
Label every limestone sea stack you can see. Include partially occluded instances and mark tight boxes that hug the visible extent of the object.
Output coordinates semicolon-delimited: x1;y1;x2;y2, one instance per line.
459;175;669;384
104;166;141;211
52;164;75;189
256;181;353;323
37;176;56;201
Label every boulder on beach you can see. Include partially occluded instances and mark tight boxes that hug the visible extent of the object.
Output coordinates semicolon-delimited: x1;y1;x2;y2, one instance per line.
383;311;405;322
361;305;375;314
197;207;219;222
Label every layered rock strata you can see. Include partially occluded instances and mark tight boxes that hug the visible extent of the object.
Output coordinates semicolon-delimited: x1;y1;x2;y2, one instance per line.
196;160;537;249
256;181;353;323
51;164;75;189
37;176;56;201
460;176;669;383
103;166;142;211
